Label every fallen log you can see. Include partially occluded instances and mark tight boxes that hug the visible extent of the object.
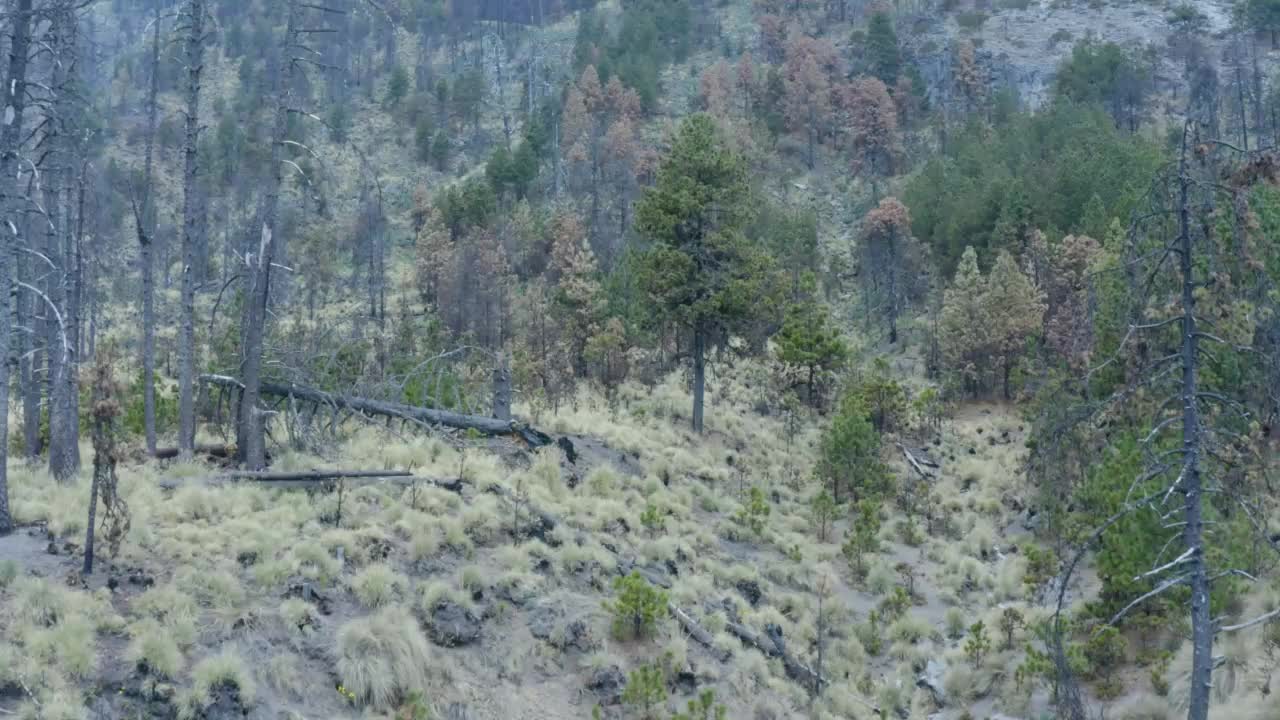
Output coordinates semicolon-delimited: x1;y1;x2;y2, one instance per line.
226;469;413;482
153;443;236;460
721;599;826;692
897;442;937;479
200;374;552;447
669;603;731;662
484;483;559;543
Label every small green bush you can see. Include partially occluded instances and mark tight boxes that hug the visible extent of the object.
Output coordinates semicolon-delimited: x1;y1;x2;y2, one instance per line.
963;621;991;668
604;571;667;640
734;488;770;537
622;660;667;719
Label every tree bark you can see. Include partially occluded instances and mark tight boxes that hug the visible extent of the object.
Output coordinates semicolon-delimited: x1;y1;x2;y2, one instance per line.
47;4;80;483
1176;129;1212;720
0;0;33;534
692;323;706;433
139;3;161;456
238;2;300;470
178;0;206;457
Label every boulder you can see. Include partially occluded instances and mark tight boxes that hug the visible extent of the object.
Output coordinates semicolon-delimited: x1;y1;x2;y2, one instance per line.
588;665;626;705
916;658;947;707
735;579;763;607
426;601;482;647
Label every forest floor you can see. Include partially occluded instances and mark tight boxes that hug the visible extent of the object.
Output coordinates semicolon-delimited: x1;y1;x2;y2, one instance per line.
0;359;1193;720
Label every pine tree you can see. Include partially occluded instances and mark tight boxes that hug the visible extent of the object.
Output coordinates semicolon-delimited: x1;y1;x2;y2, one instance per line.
818;392;890;503
985;250;1045;399
635;114;779;433
859;197;922;344
776;298;848;408
865;12;900;87
939;246;990;395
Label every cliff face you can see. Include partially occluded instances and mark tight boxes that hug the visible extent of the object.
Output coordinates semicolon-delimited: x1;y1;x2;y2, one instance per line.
908;0;1240;112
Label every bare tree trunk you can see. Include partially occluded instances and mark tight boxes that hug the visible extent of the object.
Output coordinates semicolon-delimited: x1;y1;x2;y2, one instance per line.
692;323;706;434
47;4;80;482
178;0;206;457
139;4;161;455
238;2;300;469
0;0;33;534
1176;130;1212;720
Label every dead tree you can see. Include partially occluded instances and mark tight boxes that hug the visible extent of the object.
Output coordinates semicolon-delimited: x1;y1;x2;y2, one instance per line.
178;0;208;457
0;0;35;534
83;353;129;575
134;3;162;456
237;0;306;469
1049;123;1279;720
43;0;82;483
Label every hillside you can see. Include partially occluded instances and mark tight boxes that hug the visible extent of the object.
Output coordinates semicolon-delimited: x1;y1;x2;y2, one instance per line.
3;1;1280;720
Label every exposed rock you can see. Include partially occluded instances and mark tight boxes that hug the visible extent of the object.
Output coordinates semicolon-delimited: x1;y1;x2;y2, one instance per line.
528;602;594;652
1023;507;1042;532
587;665;626;705
426;601;482;647
557;436;578;464
916;658;947;707
284;582;331;615
735;579;763;607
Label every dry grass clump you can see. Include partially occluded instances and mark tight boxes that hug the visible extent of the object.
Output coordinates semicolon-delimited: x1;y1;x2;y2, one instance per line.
0;578;124;713
125;618;185;678
350;563;408;608
178;647;257;720
334;605;437;710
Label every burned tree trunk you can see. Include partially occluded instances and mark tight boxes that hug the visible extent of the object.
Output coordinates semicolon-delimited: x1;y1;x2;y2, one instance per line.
46;2;81;483
0;0;34;534
178;0;207;457
238;2;301;469
138;3;162;456
83;354;128;575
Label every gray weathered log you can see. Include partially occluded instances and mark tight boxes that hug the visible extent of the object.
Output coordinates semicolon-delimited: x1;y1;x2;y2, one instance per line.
669;603;731;662
226;469;412;482
201;374;551;446
153;443;235;460
721;599;826;691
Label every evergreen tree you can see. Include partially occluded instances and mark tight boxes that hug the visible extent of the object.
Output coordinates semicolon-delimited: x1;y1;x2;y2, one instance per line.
415;117;435;163
386;65;410;108
985;250;1045;399
865;12;900;87
939;246;990;395
635;114;779;433
430;130;450;171
776;298;848;409
818;391;890;503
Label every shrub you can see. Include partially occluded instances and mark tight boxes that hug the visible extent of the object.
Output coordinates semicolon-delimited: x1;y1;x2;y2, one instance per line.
945;607;966;640
180;648;256;719
734;488;770;537
640;503;665;537
0;559;17;588
622;660;667;719
999;607;1024;650
963;621;991;668
126;619;184;678
605;571;668;640
335;606;435;710
350;564;407;608
673;689;727;720
1085;625;1128;683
